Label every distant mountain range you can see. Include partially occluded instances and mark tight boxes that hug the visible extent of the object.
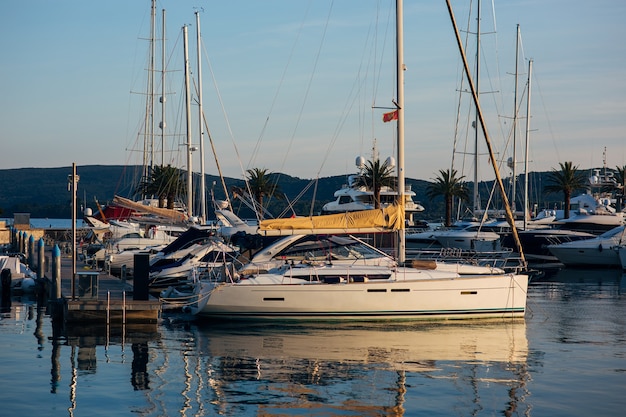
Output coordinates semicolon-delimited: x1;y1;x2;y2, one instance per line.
0;164;583;221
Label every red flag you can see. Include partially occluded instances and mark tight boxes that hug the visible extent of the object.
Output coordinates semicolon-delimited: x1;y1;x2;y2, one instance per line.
382;109;398;123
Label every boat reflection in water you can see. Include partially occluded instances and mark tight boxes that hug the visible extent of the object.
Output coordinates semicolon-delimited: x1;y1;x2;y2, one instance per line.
5;297;530;416
152;320;530;416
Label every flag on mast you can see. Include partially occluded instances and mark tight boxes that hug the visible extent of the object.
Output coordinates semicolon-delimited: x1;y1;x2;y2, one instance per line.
382;109;398;123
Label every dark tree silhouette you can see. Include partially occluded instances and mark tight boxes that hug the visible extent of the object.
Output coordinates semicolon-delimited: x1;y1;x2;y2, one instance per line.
543;161;587;219
354;159;397;209
426;169;469;227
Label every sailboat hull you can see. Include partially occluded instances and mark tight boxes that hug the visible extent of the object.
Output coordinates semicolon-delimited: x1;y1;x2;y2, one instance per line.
191;268;528;321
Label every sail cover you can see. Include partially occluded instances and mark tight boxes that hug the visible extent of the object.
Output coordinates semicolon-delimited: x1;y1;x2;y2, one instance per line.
258;204;404;236
112;195;188;223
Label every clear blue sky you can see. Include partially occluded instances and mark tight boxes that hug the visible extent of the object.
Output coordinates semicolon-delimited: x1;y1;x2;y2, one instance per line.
1;0;624;183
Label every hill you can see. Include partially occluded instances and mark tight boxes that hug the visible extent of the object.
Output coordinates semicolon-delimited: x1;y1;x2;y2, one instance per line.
0;164;595;221
0;165;435;220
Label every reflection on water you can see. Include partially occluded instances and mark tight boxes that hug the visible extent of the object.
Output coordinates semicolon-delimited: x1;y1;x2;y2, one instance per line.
1;301;530;416
531;267;626;301
147;319;530;416
2;266;625;416
537;267;625;284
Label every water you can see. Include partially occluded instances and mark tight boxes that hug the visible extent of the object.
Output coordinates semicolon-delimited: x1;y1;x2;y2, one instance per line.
1;267;625;416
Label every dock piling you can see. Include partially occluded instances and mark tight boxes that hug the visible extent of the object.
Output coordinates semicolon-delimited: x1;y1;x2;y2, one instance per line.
51;244;61;300
133;254;150;301
28;234;35;269
37;238;45;279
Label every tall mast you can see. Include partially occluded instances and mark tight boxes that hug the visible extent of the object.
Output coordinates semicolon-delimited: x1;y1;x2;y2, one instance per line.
396;0;406;263
183;25;193;218
523;59;533;230
142;0;157;196
149;0;156;173
473;0;481;214
511;24;521;215
196;11;207;224
159;8;166;166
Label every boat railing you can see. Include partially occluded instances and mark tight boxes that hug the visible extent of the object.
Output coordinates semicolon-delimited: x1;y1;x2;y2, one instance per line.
405;246;525;273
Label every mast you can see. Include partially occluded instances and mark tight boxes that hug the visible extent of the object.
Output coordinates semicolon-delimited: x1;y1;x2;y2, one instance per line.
511;24;520;215
141;0;157;197
523;59;533;230
396;0;406;263
472;0;481;215
70;163;78;300
183;25;193;219
445;0;526;266
159;8;166;166
196;11;207;224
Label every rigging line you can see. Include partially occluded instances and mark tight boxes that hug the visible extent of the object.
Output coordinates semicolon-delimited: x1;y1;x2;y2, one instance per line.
316;70;368;177
453;3;474;220
248;1;314;213
276;179;318;218
188;55;231;212
265;0;334;215
316;27;373;176
451;1;473;173
316;1;393;178
309;178;320;218
277;0;335;177
277;194;298;219
358;18;377;161
485;3;508;149
198;33;252;214
249;0;314;170
368;1;393;158
531;70;561;164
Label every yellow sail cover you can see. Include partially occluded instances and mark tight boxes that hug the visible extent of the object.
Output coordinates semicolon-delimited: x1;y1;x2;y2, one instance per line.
259;204;404;236
112;195;188;223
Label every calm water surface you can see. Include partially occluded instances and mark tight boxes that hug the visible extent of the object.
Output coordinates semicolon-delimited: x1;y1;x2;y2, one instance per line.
1;267;624;416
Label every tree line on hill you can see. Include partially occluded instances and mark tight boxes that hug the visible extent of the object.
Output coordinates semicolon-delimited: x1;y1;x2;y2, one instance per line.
0;163;623;223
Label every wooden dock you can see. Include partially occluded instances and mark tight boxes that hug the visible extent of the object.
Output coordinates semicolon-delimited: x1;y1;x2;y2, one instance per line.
54;249;161;324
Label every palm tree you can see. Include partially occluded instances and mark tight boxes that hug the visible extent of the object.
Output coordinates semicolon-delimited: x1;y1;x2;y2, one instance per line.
138;164;186;209
232;168;285;218
354;158;397;209
426;169;469;227
543;161;587;219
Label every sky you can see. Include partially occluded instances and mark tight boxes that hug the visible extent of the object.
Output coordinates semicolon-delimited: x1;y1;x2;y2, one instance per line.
1;0;625;185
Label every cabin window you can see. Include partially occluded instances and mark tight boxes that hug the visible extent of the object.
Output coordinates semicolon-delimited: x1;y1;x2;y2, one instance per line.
339;196;352;205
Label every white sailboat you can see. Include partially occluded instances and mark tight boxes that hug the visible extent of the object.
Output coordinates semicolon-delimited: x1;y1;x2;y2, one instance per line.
187;1;528;321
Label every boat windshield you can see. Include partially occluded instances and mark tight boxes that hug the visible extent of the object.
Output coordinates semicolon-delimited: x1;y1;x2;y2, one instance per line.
597;225;625;238
277;235;385;262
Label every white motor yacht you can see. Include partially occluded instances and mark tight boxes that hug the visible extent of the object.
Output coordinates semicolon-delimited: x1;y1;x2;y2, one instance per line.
321;157;424;226
547;225;625;267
